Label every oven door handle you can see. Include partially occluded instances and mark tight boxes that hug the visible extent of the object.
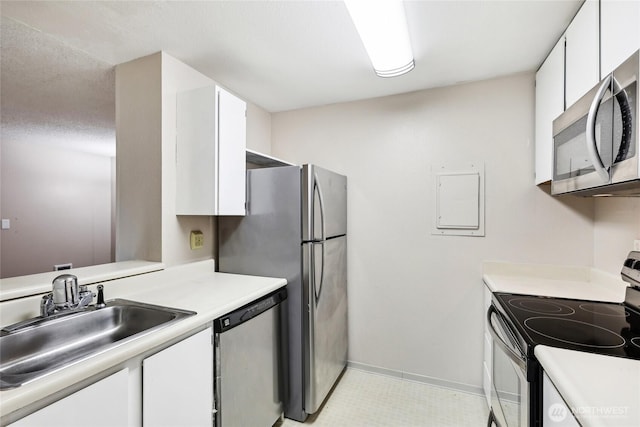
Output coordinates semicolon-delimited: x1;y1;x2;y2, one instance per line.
586;74;613;183
487;305;527;372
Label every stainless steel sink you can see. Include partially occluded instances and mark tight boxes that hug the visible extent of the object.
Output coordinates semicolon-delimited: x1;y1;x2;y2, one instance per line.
0;299;196;390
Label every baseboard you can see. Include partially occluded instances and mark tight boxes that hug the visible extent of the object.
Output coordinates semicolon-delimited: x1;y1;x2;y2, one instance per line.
347;360;485;397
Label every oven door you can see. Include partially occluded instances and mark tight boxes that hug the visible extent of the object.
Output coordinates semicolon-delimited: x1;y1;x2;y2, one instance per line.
487;305;529;427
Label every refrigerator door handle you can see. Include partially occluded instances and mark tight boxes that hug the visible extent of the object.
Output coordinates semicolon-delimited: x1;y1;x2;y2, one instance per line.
313;242;325;303
309;241;325;304
314;173;326;241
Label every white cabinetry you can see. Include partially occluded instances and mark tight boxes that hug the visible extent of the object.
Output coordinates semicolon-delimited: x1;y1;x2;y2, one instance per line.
564;0;600;107
601;0;640;75
176;86;247;216
543;371;580;426
483;284;492;408
143;327;214;427
535;38;565;184
11;369;129;427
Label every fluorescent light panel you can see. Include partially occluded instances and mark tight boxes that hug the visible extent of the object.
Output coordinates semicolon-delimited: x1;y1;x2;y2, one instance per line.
344;0;414;78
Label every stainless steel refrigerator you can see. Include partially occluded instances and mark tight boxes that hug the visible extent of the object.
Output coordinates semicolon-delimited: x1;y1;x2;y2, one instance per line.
218;164;347;422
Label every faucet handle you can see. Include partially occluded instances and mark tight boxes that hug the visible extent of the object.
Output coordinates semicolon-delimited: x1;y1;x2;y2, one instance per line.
40;294;55;317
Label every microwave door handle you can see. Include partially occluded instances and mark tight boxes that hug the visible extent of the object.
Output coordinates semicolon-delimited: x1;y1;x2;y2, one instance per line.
487;305;527;372
612;76;632;163
586;74;613;183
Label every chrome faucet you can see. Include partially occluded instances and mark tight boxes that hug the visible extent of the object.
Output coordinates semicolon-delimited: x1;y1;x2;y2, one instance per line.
41;274;95;317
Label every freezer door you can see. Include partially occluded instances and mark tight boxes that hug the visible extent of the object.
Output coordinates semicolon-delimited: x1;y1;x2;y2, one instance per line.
218;165;302;281
302;165;347;241
303;235;348;414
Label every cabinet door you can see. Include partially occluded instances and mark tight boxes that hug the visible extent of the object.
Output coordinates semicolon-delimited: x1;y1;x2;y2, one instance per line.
216;87;246;216
176;86;218;215
176;86;246;216
482;285;493;409
11;369;129;427
565;0;600;107
543;371;580;426
601;0;640;76
143;327;213;427
535;37;565;184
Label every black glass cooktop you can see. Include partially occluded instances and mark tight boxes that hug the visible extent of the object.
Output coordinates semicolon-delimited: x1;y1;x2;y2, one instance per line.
495;293;640;360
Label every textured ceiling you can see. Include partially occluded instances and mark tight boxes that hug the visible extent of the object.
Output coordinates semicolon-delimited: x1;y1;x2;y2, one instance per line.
0;0;582;156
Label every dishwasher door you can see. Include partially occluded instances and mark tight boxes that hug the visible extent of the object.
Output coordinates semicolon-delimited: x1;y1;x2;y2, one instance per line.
214;288;287;427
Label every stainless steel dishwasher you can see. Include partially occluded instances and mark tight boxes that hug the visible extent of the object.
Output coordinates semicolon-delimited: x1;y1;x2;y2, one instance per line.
214;288;287;427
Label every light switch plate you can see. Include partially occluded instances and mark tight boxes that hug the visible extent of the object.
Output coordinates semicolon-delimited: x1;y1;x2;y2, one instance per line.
1;219;10;230
634;240;640;251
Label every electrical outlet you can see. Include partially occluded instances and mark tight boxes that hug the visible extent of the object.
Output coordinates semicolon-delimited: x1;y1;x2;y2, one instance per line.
634;240;640;251
190;230;204;250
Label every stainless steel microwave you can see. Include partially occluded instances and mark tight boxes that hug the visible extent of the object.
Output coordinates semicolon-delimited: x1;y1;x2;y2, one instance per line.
552;50;640;196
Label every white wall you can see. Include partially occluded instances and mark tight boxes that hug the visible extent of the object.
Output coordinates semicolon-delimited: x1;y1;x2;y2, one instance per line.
271;73;595;391
247;102;272;153
1;140;113;278
593;198;640;274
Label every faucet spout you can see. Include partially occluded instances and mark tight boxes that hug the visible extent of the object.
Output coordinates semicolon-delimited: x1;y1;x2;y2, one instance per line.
52;274;79;309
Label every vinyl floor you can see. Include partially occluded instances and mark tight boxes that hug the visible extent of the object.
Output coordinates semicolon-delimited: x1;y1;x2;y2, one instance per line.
276;368;490;427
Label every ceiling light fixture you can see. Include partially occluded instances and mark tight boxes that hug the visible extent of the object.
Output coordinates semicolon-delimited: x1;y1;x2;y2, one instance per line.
344;0;414;78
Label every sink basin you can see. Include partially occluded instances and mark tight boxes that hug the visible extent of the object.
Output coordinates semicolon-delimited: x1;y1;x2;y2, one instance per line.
0;299;196;390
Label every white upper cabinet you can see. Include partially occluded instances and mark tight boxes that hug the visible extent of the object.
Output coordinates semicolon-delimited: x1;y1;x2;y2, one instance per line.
176;85;247;216
535;38;565;184
217;87;247;216
601;0;640;76
565;0;600;107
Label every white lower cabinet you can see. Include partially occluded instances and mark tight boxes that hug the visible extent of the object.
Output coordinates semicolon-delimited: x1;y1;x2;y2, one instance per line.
543;371;579;427
10;327;214;427
11;369;129;427
143;327;213;427
482;284;492;409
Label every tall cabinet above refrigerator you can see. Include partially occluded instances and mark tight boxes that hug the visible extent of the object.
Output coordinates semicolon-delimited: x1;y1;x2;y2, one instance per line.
218;164;348;422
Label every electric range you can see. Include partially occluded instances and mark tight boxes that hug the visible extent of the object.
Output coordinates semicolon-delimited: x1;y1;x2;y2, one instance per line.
487;251;640;427
493;290;640;360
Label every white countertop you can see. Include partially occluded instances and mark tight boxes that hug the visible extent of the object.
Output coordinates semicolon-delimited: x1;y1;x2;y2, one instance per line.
0;260;287;422
536;346;640;427
483;261;628;302
483;261;638;427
